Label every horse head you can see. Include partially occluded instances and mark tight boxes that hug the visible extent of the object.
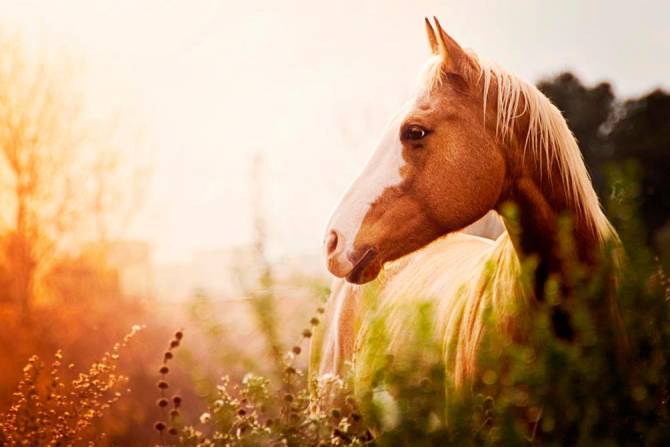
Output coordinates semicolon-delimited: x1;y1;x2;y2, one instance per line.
324;19;506;284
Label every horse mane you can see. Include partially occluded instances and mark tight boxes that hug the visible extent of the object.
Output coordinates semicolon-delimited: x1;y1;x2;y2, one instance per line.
419;55;617;244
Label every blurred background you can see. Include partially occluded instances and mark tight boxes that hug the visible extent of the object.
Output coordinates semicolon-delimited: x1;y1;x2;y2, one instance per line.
0;0;668;444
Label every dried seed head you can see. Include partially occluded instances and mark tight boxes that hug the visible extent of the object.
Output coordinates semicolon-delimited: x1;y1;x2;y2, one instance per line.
302;329;312;338
163;352;173;361
157;398;169;408
292;346;301;355
154;421;167;431
168;427;179;436
170;340;180;349
199;412;211;424
310;317;320;326
174;331;184;340
159;366;169;374
157;380;169;390
172;395;182;407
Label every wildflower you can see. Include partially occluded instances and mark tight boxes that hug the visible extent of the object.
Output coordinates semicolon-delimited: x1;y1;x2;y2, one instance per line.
200;412;211;424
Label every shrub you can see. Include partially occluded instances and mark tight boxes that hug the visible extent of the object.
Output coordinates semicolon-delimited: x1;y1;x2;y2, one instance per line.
0;325;143;446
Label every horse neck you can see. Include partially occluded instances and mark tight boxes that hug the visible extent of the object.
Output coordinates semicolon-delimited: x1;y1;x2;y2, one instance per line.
498;132;603;298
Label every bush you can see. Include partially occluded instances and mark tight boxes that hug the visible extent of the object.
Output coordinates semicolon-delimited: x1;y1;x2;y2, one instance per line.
0;326;142;445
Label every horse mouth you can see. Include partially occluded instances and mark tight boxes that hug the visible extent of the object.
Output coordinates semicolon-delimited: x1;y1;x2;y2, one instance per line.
345;248;379;284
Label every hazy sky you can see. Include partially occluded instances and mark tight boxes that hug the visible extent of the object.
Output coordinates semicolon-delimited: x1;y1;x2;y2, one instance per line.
1;0;668;263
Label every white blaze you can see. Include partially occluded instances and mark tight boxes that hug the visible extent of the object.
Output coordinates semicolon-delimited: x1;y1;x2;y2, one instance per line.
324;110;409;269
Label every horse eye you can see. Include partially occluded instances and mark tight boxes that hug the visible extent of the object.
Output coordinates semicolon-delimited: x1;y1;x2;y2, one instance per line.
403;125;427;141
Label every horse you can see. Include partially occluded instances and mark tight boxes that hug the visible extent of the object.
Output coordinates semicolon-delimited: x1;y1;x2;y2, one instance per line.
310;18;619;400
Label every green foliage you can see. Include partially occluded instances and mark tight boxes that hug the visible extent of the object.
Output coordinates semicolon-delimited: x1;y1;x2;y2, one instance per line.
160;327;373;446
175;372;372;446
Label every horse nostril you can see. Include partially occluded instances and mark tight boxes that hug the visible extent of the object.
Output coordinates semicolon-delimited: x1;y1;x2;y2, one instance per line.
326;230;339;256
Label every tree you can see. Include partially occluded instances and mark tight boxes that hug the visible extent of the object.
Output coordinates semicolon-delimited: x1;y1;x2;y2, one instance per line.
0;33;147;320
537;72;615;196
537;73;670;253
608;90;670;242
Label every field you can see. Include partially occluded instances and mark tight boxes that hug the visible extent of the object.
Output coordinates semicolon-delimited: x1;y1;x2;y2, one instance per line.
1;2;669;445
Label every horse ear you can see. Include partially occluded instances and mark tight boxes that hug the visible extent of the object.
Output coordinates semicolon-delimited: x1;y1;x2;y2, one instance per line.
424;17;438;54
432;17;468;73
